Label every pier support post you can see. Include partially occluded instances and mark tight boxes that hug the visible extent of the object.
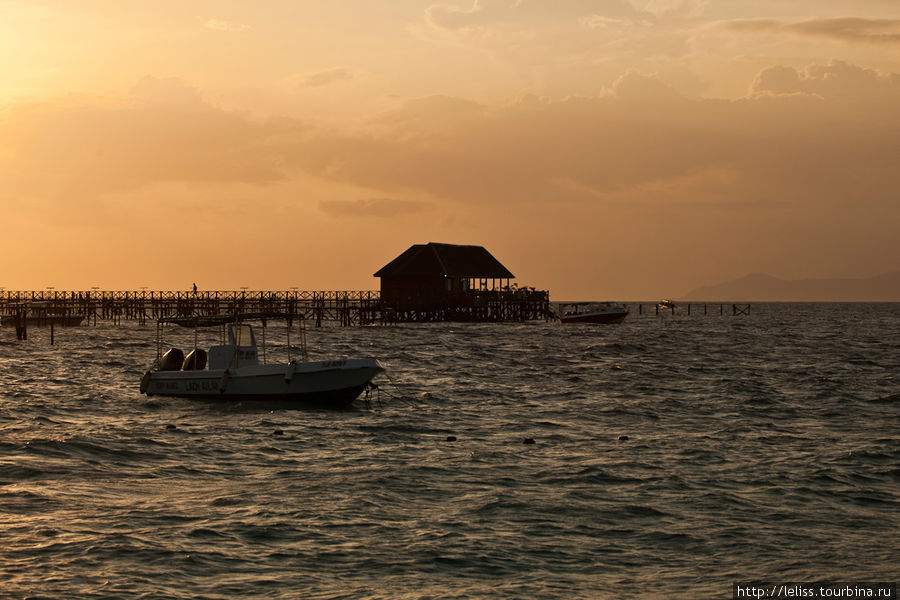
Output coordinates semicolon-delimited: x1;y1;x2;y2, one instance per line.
16;310;27;340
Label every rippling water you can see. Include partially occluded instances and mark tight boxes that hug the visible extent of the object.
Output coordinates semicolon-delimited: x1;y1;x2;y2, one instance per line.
1;304;898;599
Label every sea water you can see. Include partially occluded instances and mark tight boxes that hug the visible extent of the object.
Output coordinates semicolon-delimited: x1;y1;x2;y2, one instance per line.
1;304;897;599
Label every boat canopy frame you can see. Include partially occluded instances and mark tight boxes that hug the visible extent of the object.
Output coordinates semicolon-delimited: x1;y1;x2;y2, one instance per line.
154;311;309;369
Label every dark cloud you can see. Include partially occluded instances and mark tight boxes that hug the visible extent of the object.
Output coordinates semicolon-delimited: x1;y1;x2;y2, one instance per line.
0;77;290;198
319;198;433;218
789;17;900;43
427;0;645;29
750;60;900;108
724;17;900;45
298;68;355;88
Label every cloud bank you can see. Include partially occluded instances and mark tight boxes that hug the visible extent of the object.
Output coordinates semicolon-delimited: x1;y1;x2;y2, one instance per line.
427;0;646;29
1;77;289;201
4;63;898;213
2;61;897;292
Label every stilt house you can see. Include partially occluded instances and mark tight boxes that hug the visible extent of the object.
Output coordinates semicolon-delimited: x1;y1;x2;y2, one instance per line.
374;242;514;307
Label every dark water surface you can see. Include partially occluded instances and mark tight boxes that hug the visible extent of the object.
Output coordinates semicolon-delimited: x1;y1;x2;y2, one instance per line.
1;304;898;599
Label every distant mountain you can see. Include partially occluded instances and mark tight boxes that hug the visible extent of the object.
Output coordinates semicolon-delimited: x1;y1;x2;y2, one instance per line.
684;271;900;302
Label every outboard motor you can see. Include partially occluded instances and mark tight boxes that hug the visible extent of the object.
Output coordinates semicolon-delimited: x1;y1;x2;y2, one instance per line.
182;348;208;371
157;347;185;371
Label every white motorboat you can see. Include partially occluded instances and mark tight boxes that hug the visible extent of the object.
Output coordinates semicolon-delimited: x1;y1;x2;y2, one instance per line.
140;313;383;409
559;302;629;324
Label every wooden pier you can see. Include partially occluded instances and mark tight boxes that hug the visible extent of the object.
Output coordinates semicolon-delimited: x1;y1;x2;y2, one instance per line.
0;288;554;329
633;302;751;316
0;290;748;344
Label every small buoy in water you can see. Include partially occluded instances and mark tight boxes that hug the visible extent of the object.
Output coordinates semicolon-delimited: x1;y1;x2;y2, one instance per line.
445;435;457;442
165;424;177;430
273;429;284;436
523;438;536;445
611;364;622;370
618;435;629;441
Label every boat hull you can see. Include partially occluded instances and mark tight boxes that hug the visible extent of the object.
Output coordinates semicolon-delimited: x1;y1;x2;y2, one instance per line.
561;311;628;324
2;315;85;327
142;358;383;409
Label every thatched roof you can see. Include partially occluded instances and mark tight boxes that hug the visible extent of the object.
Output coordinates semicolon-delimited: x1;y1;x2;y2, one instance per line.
374;243;514;279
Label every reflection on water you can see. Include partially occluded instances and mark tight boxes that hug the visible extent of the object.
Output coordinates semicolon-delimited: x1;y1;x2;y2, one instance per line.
1;304;898;598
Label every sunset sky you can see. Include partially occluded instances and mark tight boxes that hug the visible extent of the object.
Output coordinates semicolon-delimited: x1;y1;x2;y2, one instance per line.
2;0;898;299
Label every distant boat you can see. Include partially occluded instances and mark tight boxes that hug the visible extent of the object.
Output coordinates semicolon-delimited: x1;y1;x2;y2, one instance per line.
657;299;678;310
1;302;84;327
559;302;629;324
140;313;383;409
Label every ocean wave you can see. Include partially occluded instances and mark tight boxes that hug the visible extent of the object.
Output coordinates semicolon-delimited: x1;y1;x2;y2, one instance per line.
1;305;898;598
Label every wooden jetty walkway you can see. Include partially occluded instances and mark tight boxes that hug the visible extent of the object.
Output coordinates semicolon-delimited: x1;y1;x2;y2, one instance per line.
631;302;751;316
0;290;748;345
0;290;382;328
0;288;555;330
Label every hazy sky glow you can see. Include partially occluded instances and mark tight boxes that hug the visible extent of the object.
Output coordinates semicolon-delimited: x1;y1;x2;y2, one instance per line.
2;0;898;298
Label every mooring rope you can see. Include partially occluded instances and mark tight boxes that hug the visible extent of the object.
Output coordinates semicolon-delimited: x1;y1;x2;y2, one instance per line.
363;372;421;408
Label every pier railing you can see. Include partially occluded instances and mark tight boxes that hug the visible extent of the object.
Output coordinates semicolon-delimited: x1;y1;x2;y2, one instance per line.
0;288;556;326
0;290;385;327
0;291;747;329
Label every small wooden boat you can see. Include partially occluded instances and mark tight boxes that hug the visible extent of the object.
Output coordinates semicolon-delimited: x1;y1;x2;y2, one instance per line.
1;302;84;327
559;302;629;324
657;299;678;310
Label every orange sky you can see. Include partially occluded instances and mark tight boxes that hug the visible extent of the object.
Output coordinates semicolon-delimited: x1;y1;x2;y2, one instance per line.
1;1;898;299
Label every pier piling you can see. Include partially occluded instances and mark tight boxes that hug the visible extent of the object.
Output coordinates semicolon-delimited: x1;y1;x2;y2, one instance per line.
2;288;553;328
631;302;751;318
